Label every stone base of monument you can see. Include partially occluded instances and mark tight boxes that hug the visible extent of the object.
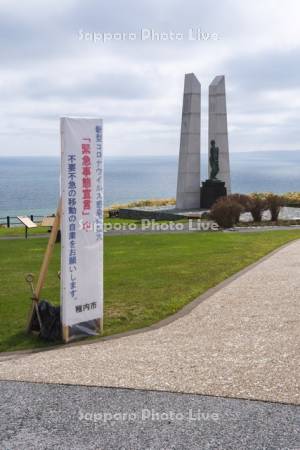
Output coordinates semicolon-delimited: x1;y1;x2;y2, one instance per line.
117;206;209;220
200;179;227;209
118;207;186;221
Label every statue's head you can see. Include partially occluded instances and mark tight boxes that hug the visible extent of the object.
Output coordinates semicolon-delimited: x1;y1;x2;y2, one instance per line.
211;140;215;147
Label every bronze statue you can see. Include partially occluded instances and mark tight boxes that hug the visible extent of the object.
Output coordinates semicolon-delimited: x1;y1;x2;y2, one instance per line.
209;140;219;180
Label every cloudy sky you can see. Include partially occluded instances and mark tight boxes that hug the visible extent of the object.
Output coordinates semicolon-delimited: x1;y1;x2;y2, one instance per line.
1;0;300;156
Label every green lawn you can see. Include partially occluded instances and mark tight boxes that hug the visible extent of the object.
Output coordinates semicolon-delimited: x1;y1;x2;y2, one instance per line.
0;226;49;237
1;230;300;352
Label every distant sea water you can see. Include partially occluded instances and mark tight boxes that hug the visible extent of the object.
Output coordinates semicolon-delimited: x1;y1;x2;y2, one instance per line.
0;151;300;217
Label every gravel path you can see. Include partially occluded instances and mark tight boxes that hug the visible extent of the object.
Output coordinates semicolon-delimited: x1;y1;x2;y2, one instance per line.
1;381;299;450
1;241;300;404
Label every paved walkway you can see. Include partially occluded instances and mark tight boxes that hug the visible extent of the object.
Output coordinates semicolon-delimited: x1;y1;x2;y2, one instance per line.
1;241;300;405
1;381;299;450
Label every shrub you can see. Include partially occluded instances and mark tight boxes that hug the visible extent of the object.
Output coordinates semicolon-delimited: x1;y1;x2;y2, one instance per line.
227;193;252;211
248;194;268;222
210;197;243;228
282;192;300;205
249;192;268;199
265;194;284;221
238;191;300;208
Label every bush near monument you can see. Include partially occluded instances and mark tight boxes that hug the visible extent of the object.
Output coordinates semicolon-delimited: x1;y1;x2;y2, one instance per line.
210;192;287;228
226;194;252;222
248;192;300;206
247;193;284;222
247;194;268;222
283;192;300;205
210;197;243;228
228;194;252;211
265;194;285;221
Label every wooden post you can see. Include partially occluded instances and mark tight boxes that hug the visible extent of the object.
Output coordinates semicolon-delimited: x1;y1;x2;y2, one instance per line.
26;201;61;332
35;202;61;300
63;325;69;343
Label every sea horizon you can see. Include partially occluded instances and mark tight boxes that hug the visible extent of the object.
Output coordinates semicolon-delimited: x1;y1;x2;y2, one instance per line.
1;150;300;218
1;149;300;158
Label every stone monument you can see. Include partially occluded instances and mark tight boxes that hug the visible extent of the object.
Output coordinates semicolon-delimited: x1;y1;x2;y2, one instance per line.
208;75;231;193
176;73;201;209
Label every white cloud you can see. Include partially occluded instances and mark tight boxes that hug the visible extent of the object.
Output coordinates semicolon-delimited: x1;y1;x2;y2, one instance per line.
0;0;300;156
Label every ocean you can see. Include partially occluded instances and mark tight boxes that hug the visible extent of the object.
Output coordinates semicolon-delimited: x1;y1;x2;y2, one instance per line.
0;151;300;217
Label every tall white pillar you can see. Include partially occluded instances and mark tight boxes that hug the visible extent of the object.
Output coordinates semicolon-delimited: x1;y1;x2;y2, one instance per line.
176;73;201;209
208;75;231;193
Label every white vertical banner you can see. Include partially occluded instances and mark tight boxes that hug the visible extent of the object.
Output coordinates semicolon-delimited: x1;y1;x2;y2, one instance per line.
60;117;103;339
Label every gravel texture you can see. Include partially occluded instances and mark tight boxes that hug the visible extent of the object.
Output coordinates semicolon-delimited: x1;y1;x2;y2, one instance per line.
0;241;300;404
1;381;299;450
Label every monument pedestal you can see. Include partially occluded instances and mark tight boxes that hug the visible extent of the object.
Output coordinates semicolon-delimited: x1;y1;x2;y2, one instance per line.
200;179;227;209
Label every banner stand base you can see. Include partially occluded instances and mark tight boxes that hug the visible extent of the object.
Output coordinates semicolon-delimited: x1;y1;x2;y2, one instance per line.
62;318;102;344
